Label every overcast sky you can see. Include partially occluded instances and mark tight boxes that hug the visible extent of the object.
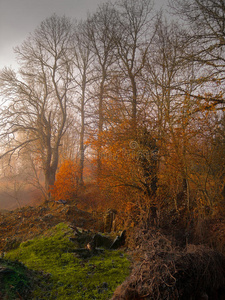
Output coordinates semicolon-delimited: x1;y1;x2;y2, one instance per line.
0;0;166;71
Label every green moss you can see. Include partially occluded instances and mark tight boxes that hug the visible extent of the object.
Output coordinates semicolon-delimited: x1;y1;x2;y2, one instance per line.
0;258;32;300
5;223;130;299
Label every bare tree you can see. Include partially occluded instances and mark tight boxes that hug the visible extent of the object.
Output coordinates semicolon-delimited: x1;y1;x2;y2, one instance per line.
84;3;118;175
170;0;225;106
72;21;94;185
0;15;75;196
143;16;202;210
114;0;155;127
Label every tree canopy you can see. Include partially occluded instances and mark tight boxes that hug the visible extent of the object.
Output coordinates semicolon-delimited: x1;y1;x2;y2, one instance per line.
0;0;224;219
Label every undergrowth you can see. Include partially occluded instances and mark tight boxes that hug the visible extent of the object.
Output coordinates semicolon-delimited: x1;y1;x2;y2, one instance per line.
0;258;33;300
5;223;130;299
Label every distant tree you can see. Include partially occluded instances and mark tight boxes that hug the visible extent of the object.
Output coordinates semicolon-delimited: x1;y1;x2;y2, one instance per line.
0;15;75;196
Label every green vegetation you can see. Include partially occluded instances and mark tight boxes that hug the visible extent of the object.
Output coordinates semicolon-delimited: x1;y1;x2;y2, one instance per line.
5;223;130;299
0;258;33;300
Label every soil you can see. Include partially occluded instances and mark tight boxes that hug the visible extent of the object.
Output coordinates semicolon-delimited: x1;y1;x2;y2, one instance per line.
0;201;98;253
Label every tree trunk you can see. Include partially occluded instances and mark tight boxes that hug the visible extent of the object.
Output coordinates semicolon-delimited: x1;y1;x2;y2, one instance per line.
79;78;86;186
97;72;106;178
44;146;59;199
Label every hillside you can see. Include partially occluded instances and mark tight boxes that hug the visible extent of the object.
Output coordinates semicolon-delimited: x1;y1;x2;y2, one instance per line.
0;202;98;253
1;222;130;300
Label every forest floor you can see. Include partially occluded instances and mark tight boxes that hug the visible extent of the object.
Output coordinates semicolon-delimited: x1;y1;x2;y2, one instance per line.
0;203;131;299
1;203;225;299
1;223;130;300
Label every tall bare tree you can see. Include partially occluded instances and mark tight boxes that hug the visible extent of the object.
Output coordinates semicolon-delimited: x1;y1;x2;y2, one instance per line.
114;0;155;127
0;15;75;196
143;16;202;210
72;21;94;185
84;3;118;175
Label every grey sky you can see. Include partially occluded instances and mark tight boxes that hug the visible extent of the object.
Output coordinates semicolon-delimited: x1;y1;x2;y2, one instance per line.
0;0;166;71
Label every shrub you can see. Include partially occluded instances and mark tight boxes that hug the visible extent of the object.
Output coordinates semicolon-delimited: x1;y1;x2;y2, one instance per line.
51;160;79;202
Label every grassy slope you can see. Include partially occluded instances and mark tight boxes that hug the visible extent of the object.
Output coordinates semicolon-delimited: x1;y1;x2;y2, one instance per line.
5;223;130;300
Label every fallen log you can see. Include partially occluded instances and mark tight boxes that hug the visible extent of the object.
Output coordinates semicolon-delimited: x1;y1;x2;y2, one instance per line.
69;225;126;250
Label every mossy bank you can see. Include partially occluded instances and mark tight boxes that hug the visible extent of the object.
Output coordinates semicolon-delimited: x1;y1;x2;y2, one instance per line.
4;223;130;300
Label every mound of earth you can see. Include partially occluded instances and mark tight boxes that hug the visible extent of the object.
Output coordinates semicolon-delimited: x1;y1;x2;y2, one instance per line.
3;223;130;300
0;202;98;252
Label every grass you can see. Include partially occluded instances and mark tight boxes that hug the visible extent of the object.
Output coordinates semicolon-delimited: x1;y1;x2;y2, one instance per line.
5;223;130;299
0;258;33;300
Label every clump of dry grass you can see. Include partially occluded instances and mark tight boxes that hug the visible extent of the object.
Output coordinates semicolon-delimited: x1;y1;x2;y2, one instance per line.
111;228;225;300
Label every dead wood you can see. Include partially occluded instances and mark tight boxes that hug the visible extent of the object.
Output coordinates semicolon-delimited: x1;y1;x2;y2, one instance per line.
111;228;225;300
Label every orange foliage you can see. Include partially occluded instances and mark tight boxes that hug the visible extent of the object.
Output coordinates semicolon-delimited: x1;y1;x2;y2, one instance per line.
88;121;158;212
51;159;79;202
